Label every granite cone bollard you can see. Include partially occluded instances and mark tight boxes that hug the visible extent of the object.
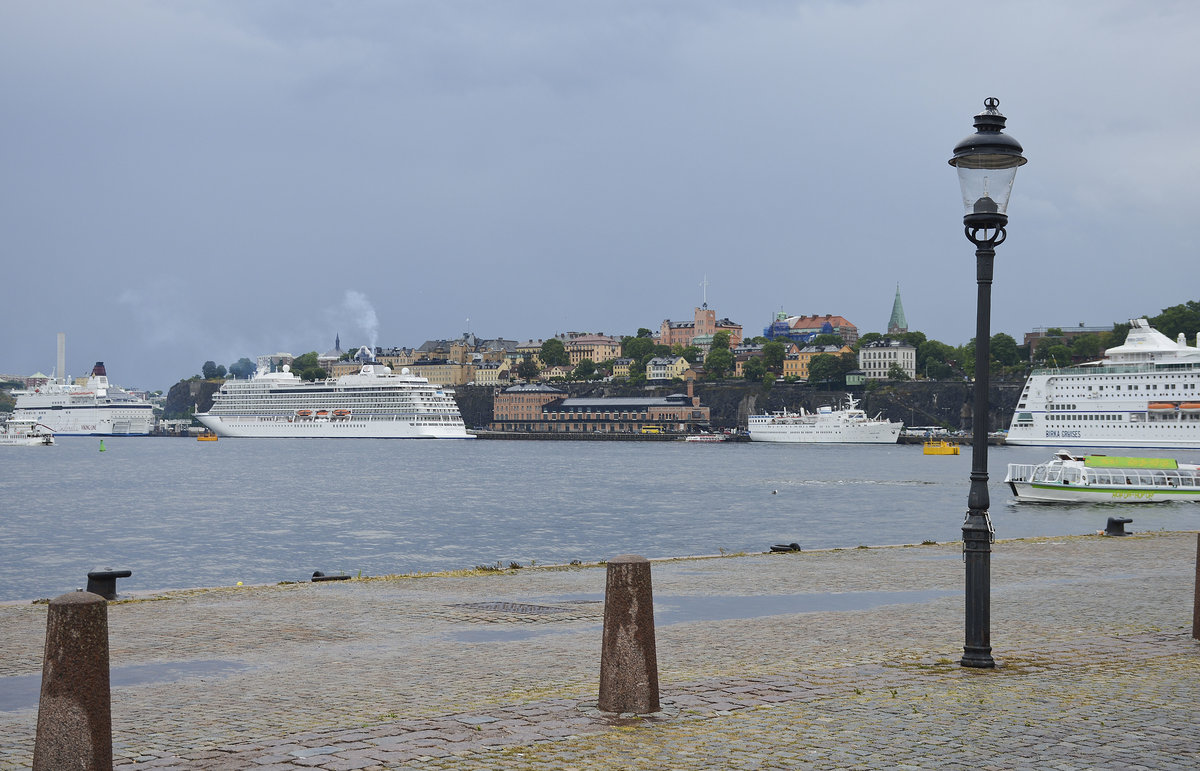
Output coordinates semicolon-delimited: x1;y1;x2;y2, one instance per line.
598;554;660;714
33;590;112;771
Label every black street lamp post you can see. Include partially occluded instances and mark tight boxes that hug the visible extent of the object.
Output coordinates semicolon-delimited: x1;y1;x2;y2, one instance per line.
949;98;1026;669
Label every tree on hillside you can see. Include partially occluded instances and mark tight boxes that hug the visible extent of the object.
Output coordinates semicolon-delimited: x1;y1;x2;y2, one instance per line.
1070;334;1103;359
1151;301;1200;341
990;333;1020;367
704;347;734;378
711;330;731;351
572;359;597;380
516;357;540;381
228;357;256;379
887;363;911;381
540;338;569;367
811;333;843;347
636;327;654;338
622;336;656;361
680;345;703;365
743;357;766;382
762;341;785;371
291;352;326;381
201;360;220;379
807;353;857;388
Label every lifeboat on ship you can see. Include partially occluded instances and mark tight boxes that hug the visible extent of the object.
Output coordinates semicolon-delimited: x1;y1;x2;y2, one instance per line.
315;410;330;419
1148;402;1177;411
1181;403;1200;412
332;409;351;418
296;410;313;417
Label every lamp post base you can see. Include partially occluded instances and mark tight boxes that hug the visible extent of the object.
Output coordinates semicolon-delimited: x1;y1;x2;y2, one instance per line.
960;646;995;669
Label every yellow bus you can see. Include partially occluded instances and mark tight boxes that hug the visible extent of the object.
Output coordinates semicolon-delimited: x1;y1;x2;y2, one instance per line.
640;425;663;434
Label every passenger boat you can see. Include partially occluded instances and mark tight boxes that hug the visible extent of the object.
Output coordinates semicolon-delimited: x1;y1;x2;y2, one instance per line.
195;347;472;439
923;439;960;455
748;394;900;444
13;361;153;436
1007;318;1200;449
196;431;218;442
0;419;55;446
684;432;727;443
1004;450;1200;502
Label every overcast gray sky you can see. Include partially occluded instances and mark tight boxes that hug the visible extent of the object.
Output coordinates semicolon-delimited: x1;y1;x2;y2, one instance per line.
3;1;1197;390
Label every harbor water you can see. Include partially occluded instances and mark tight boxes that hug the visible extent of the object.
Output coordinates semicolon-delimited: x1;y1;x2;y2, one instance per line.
4;438;1200;603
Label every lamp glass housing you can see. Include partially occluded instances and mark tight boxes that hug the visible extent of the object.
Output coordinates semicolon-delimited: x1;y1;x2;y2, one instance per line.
954;162;1020;216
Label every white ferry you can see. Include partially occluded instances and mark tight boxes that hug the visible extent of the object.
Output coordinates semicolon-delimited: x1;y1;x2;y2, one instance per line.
748;394;901;444
1007;319;1200;449
195;348;472;439
1005;450;1200;503
12;362;154;436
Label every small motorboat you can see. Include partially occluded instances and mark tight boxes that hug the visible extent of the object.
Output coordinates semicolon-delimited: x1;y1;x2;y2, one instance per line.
197;431;218;442
923;439;959;455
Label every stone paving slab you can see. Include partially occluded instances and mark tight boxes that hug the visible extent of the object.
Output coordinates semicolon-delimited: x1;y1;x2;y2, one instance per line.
1;531;1198;769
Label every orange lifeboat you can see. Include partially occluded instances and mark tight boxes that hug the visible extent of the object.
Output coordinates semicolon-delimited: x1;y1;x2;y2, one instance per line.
1147;402;1177;411
296;410;313;417
1181;403;1200;412
332;409;351;418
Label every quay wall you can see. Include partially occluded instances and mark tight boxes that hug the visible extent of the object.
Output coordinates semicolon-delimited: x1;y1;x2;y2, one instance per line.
454;379;1025;432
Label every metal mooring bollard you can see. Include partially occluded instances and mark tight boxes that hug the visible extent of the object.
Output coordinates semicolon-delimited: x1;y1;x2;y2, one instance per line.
33;591;112;771
1104;517;1132;537
598;554;660;714
86;569;131;600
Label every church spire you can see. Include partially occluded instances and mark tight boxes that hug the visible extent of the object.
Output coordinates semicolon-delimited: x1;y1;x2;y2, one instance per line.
887;284;908;335
335;333;341;352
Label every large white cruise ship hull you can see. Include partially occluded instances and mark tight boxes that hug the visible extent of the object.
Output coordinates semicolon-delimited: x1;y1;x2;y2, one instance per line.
1007;319;1200;450
195;415;473;439
194;354;473;439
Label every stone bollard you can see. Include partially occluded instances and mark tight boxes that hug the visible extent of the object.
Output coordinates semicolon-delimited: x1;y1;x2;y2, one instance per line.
598;554;660;714
1193;533;1200;641
33;591;112;771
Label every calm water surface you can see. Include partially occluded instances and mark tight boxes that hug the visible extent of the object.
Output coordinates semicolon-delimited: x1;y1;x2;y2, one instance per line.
3;438;1199;602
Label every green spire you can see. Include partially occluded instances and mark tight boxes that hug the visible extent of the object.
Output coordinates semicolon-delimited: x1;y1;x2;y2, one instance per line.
887;284;907;334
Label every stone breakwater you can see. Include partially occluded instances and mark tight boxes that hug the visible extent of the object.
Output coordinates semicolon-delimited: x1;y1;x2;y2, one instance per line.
1;532;1198;769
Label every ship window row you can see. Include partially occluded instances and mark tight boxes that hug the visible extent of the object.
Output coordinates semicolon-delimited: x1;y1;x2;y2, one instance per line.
1047;414;1122;421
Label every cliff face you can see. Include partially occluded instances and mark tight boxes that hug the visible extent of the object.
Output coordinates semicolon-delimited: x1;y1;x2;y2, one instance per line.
454;379;1025;432
164;379;223;419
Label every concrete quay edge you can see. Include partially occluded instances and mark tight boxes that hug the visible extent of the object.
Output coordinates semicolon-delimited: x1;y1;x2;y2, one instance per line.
1;530;1198;769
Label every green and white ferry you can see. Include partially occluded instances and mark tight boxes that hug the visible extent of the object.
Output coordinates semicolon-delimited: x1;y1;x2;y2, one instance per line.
1005;450;1200;503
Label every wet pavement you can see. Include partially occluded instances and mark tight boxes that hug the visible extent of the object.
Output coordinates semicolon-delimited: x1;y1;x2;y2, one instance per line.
1;531;1199;769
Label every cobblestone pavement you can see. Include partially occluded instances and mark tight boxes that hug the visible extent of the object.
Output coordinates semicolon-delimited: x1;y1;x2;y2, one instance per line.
2;531;1199;769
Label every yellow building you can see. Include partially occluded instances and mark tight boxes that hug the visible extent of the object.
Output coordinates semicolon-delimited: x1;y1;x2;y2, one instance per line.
565;334;621;366
405;360;475;386
473;360;511;385
788;344;854;380
610;358;633;378
646;356;690;381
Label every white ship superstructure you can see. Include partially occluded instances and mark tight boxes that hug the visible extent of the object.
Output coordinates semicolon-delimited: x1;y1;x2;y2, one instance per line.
13;362;154;436
748;394;901;444
195;352;472;439
1007;318;1200;449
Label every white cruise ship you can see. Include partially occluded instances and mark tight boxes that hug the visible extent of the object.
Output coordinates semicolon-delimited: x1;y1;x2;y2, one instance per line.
1007;318;1200;449
748;394;901;444
12;362;154;436
195;350;472;439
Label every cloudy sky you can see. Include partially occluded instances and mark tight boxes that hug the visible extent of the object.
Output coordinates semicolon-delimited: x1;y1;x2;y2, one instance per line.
3;1;1197;390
